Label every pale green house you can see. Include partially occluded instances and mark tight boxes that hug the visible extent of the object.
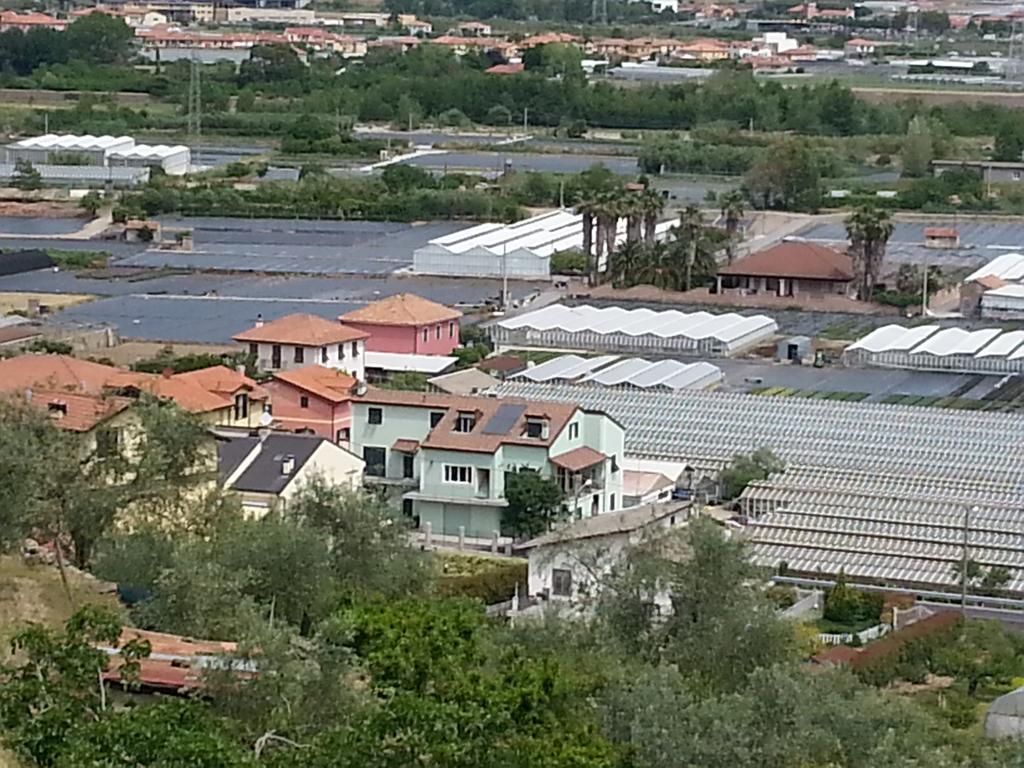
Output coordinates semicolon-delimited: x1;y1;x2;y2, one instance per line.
349;389;625;538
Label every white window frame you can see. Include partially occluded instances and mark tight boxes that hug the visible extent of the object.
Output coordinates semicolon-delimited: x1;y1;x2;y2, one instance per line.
443;464;473;484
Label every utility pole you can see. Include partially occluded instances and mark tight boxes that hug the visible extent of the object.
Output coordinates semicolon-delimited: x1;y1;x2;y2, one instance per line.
960;505;978;615
921;262;928;316
188;55;202;168
502;240;509;311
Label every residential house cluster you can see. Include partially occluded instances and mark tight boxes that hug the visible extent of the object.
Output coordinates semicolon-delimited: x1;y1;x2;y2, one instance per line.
0;287;639;547
350;389;626;539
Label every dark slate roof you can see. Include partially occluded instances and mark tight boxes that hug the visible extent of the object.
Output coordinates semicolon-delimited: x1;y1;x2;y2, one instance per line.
217;435;258;483
226;434;325;495
0;249;54;277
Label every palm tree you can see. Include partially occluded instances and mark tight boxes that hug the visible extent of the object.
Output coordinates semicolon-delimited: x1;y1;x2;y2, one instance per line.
609;240;645;286
845;205;894;302
720;189;746;264
575;194;599;271
593;190;624;283
640;189;664;246
624;194;643;246
675;205;704;292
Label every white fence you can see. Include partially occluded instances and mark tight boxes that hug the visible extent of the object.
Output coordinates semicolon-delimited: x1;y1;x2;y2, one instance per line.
818;623;890;646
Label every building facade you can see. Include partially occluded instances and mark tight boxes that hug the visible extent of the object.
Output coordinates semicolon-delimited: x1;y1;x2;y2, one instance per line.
218;432;364;516
339;293;462;356
265;364;356;443
233;313;368;378
349;390;625;538
716;241;856;298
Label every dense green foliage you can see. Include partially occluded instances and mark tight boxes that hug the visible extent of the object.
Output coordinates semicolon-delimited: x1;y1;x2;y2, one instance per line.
502;468;565;538
4;503;1024;767
718;448;784;500
823;572;884;627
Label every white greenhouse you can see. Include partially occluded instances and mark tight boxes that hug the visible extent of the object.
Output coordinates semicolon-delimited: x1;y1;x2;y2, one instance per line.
492;304;778;357
509;353;723;391
843;323;1024;373
107;144;191;176
5;134;135;166
412;209;675;279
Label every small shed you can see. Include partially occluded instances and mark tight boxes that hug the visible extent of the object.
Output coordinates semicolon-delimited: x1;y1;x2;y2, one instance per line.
923;227;960;249
776;335;813;363
985;686;1024;739
123;219;161;243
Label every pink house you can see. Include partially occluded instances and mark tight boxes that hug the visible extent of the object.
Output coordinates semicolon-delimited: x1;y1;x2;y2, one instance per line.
338;293;463;356
266;364;356;444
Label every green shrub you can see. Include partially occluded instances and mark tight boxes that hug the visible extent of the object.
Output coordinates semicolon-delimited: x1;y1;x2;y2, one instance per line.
437;560;527;604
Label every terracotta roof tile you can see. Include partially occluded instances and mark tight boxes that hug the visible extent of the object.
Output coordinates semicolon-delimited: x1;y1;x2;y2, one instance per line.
15;389;132;432
271;364;356;403
392;438;420;452
354;388;577;453
924;227;958;238
233;314;368;346
718;241;855;282
114;375;232;414
0;354;126;394
174;366;269;401
550;445;606;471
339;294;462;326
486;62;524;74
976;275;1007;290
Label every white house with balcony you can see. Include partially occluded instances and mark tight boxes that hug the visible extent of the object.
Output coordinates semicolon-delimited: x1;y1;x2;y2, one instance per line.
233;313;368;380
348;389;625;539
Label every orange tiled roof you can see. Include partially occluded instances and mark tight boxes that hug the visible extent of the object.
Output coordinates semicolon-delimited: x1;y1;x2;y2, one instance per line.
719;241;854;282
174;365;269;401
113;375;232;414
0;354;127;394
354;388;578;454
233;314;369;346
550;445;606;471
271;364;356;403
339;293;461;327
18;390;132;432
486;62;524;74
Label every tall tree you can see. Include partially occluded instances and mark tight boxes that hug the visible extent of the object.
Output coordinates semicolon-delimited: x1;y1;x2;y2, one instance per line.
0;397;213;573
719;189;746;264
845;205;894;302
676;205;704;292
901;115;934;178
503;469;565;539
640;188;664;246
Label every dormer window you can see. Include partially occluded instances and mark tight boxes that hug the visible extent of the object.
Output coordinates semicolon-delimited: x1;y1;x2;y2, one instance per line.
525;417;548;439
455;411;476;433
47;401;67;417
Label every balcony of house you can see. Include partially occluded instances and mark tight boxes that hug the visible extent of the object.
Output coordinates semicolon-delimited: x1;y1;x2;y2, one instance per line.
552;446;608;495
361;439;420;489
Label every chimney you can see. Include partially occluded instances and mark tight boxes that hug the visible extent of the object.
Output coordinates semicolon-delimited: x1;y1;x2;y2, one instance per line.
236;364;246;376
281;454;295;475
255;313;264;328
24;388;32;402
26;298;39;317
161;367;174;379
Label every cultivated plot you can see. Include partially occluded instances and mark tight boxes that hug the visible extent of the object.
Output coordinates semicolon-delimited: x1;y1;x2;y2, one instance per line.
55;295;363;344
117;219;466;275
